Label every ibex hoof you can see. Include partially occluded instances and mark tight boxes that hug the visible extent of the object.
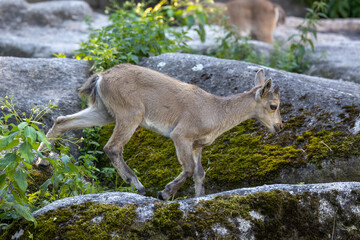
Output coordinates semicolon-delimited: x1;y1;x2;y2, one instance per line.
157;191;165;201
157;190;171;201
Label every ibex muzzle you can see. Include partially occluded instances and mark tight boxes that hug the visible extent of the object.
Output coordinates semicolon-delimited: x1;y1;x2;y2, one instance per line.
36;64;282;201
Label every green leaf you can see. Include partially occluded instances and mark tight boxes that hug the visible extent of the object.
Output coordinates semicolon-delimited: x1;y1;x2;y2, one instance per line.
288;33;300;41
24;126;37;144
0;132;18;149
19;142;34;163
3;139;19;150
0;152;17;169
186;15;195;28
0;174;6;189
12;180;26;201
60;155;71;165
18;122;28;131
22;161;33;170
10;187;23;204
14;170;28;192
129;55;139;64
6;161;18;176
39;178;51;192
195;12;206;26
167;9;174;18
13;202;37;225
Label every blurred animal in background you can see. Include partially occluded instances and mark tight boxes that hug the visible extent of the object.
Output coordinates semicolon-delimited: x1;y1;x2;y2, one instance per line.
211;0;286;44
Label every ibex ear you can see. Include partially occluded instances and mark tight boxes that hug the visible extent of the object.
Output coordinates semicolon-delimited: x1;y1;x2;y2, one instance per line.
255;78;272;101
254;69;265;86
274;85;280;95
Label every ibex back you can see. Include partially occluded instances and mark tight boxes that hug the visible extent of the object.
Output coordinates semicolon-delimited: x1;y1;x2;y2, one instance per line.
36;64;282;201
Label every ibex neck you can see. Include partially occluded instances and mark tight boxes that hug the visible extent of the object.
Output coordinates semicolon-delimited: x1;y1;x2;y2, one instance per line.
216;91;256;133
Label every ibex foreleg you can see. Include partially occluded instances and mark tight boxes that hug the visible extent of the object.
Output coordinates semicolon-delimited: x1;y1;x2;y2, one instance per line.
103;113;145;195
158;134;195;201
36;107;113;167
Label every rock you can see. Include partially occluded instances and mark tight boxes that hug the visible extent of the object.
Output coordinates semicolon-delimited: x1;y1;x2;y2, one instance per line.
27;0;111;11
0;56;91;128
3;182;360;239
0;0;109;58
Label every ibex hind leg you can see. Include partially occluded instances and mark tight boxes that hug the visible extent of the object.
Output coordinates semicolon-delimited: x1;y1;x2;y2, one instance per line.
36;107;114;167
158;135;195;201
103;113;146;195
193;147;205;197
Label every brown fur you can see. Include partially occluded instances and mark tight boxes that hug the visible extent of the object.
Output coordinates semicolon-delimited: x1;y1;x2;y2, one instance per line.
36;64;282;201
211;0;286;44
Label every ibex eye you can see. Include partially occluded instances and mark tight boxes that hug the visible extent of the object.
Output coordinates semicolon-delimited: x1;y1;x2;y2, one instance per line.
270;105;277;110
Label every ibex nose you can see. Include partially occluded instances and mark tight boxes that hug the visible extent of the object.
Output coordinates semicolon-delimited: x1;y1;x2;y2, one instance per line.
274;123;283;133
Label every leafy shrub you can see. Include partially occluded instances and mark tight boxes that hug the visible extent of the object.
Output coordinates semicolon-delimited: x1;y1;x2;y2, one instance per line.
0;96;56;225
0;97;106;229
75;0;211;72
297;0;360;18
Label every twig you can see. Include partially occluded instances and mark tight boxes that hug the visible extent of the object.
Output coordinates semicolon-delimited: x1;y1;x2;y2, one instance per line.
321;141;333;152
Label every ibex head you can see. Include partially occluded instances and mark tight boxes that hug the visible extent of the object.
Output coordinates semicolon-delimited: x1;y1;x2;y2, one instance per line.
253;69;283;134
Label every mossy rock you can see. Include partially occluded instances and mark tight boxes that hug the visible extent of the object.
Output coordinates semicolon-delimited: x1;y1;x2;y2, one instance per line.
3;183;360;239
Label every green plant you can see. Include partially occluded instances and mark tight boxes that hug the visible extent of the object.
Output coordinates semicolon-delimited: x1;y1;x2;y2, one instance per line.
0;97;106;229
0;96;56;225
78;126;138;192
297;0;360;18
75;0;212;72
287;0;327;72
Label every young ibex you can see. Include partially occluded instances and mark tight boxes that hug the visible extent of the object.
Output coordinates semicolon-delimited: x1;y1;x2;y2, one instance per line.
36;64;282;201
212;0;286;44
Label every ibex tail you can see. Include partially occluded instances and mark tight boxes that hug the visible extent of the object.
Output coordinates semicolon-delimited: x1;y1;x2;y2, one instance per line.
78;74;99;106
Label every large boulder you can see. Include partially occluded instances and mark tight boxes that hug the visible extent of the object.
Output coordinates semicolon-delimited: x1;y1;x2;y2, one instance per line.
0;0;109;58
2;182;360;239
0;56;91;128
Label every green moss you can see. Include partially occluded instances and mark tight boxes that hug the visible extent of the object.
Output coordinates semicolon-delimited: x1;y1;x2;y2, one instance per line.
83;105;359;197
27;165;53;193
4;189;360;239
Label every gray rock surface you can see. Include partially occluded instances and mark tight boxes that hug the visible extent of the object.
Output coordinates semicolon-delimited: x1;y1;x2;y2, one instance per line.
0;56;91;128
33;191;159;221
0;0;109;58
27;0;111;11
